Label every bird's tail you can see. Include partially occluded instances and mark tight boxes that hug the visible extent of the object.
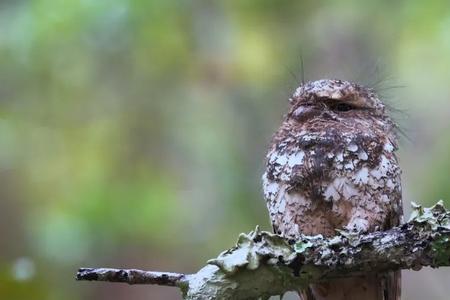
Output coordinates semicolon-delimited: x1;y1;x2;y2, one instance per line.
298;271;401;300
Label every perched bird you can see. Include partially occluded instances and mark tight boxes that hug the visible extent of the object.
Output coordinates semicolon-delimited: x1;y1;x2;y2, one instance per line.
262;79;403;300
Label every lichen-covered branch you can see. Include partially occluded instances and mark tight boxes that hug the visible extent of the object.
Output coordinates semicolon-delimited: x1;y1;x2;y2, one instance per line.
76;201;450;299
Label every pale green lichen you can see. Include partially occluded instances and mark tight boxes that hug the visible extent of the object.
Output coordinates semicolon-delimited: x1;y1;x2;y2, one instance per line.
183;226;307;299
294;240;313;253
181;201;450;299
208;226;295;275
408;200;450;230
432;235;450;266
407;201;450;267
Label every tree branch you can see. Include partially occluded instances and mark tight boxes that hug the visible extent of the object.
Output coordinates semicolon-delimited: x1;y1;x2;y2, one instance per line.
76;201;450;299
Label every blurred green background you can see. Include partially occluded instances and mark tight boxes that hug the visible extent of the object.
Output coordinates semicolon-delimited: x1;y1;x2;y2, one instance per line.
1;1;450;299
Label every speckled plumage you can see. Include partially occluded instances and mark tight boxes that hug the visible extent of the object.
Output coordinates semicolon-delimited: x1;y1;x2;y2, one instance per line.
262;79;403;300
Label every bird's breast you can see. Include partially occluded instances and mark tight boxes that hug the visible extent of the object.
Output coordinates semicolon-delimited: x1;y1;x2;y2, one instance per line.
263;128;401;238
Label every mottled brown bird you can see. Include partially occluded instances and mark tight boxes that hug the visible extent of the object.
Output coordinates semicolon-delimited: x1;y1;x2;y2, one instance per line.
262;79;403;300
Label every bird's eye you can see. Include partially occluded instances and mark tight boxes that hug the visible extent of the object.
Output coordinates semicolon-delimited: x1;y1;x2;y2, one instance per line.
334;103;353;112
326;101;355;112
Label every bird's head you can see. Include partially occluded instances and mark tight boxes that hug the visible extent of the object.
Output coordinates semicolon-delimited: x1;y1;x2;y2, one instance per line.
287;79;387;123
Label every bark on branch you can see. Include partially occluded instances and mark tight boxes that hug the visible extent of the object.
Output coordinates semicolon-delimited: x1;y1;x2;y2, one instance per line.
76;201;450;299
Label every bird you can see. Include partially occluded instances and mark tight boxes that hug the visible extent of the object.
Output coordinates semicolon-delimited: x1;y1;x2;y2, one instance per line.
262;79;403;300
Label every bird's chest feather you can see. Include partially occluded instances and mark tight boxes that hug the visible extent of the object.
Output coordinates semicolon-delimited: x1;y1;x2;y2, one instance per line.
262;127;401;237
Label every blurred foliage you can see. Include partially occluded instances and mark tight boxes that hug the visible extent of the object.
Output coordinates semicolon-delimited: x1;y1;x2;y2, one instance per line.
1;1;450;299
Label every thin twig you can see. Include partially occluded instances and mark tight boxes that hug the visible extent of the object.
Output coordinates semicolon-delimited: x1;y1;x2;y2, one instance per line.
76;268;186;287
